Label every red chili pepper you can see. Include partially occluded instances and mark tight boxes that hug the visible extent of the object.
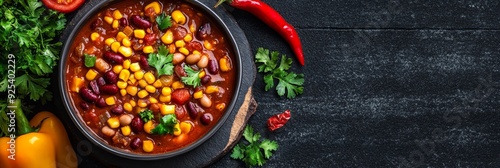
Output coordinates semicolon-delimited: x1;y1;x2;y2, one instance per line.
267;109;291;131
215;0;305;66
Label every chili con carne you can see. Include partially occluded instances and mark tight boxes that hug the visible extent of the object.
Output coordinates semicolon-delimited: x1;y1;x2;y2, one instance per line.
267;109;291;131
215;0;305;66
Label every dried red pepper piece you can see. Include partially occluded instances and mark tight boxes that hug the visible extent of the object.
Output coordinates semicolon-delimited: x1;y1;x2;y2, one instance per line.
267;110;291;131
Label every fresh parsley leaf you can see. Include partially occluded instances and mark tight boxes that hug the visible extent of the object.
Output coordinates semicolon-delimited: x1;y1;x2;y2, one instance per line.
231;125;279;167
156;13;172;30
84;54;97;67
139;109;154;122
255;48;304;98
151;114;178;135
181;65;201;88
148;45;174;76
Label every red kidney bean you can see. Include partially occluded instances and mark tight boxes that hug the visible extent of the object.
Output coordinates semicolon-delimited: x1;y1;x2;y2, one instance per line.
104;51;124;64
171;89;190;105
130;15;151;29
207;59;218;74
175;105;186;119
100;84;119;95
130;137;142;150
89;80;100;95
90;18;103;30
200;113;213;125
130;117;144;133
95;97;107;107
80;102;90;110
197;23;211;40
119;18;128;27
201;75;211;85
186;41;203;52
80;87;98;102
104;71;118;84
143;34;157;46
139;55;149;69
174;64;187;77
173;26;187;40
111;104;124;115
186;102;198;119
97;77;107;86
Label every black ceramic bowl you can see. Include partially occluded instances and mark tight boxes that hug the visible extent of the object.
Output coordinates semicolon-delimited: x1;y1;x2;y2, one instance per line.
58;0;242;160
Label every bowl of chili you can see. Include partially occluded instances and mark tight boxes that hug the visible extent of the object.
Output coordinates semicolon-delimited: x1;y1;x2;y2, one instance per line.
59;0;242;160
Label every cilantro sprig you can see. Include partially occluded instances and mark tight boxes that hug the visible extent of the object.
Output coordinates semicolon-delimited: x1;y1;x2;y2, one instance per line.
181;65;201;88
231;125;279;167
255;48;304;99
151;114;177;135
156;13;172;30
138;109;154;122
147;44;174;76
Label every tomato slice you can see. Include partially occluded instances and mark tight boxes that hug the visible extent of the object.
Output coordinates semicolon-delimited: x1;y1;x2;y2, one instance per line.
41;0;85;13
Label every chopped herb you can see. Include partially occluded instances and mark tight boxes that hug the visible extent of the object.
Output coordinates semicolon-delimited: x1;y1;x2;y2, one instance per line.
139;109;154;122
181;65;201;88
151;114;177;135
255;48;304;99
84;54;97;67
156;13;172;30
147;44;174;76
231;125;279;167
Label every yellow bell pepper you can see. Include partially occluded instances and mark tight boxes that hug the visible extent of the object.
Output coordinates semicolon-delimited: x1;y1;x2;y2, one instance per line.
0;99;77;168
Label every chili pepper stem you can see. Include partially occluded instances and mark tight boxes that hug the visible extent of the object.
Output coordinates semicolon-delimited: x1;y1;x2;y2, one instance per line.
214;0;232;8
12;99;34;136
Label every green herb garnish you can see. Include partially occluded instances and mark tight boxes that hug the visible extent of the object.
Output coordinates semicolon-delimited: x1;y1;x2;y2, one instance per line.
147;44;174;76
84;54;97;67
231;125;279;167
181;65;201;88
156;13;172;30
255;48;304;99
138;109;154;122
151;114;177;135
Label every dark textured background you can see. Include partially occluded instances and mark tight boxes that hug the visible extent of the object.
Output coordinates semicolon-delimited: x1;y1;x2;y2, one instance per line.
64;0;500;167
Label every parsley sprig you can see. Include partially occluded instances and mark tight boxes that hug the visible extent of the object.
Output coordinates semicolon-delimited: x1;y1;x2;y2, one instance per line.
231;125;279;167
151;114;177;135
138;109;154;122
147;44;174;76
255;48;304;99
181;65;201;88
156;13;172;30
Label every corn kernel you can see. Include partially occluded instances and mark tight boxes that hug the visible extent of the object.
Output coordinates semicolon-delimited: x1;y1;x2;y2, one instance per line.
138;90;149;98
172;81;184;90
183;34;192;42
143;140;154;152
122;38;131;47
113;65;123;74
138;99;149;108
206;85;219;94
129;62;141;72
111;41;121;53
149;97;158;104
159;95;171;103
105;38;116;46
120;89;127;96
173;122;181;136
153;80;163;88
121;126;131;136
130;100;137;107
161;30;174;44
204;40;213;50
144;72;155;84
134;29;146;39
168;44;176;54
193;90;203;99
178;47;189;55
171;10;186;24
116;32;127;42
114;81;125;90
198;70;205;78
219;57;231;72
104;16;113;24
138;79;148;88
216;103;226;111
134;71;144;80
124;103;133;112
190;23;196;33
143;46;154;54
128;75;137;85
192;50;201;55
119;69;130;81
180;121;193;134
123;26;134;36
85;69;99;81
105;96;116;105
119;46;133;57
145;85;156;93
175;40;185;48
91;32;100;41
107;117;120;129
112;19;119;29
144;121;154;134
160;104;175;115
126;86;138;96
113;10;123;20
145;1;161;14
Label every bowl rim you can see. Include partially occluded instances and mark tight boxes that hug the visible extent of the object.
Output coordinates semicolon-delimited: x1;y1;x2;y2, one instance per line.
58;0;242;160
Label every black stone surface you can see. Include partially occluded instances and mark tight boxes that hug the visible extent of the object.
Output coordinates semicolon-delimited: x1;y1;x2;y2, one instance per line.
51;0;500;167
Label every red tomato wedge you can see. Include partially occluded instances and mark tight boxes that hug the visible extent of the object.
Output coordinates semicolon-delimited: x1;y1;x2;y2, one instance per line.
42;0;85;13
